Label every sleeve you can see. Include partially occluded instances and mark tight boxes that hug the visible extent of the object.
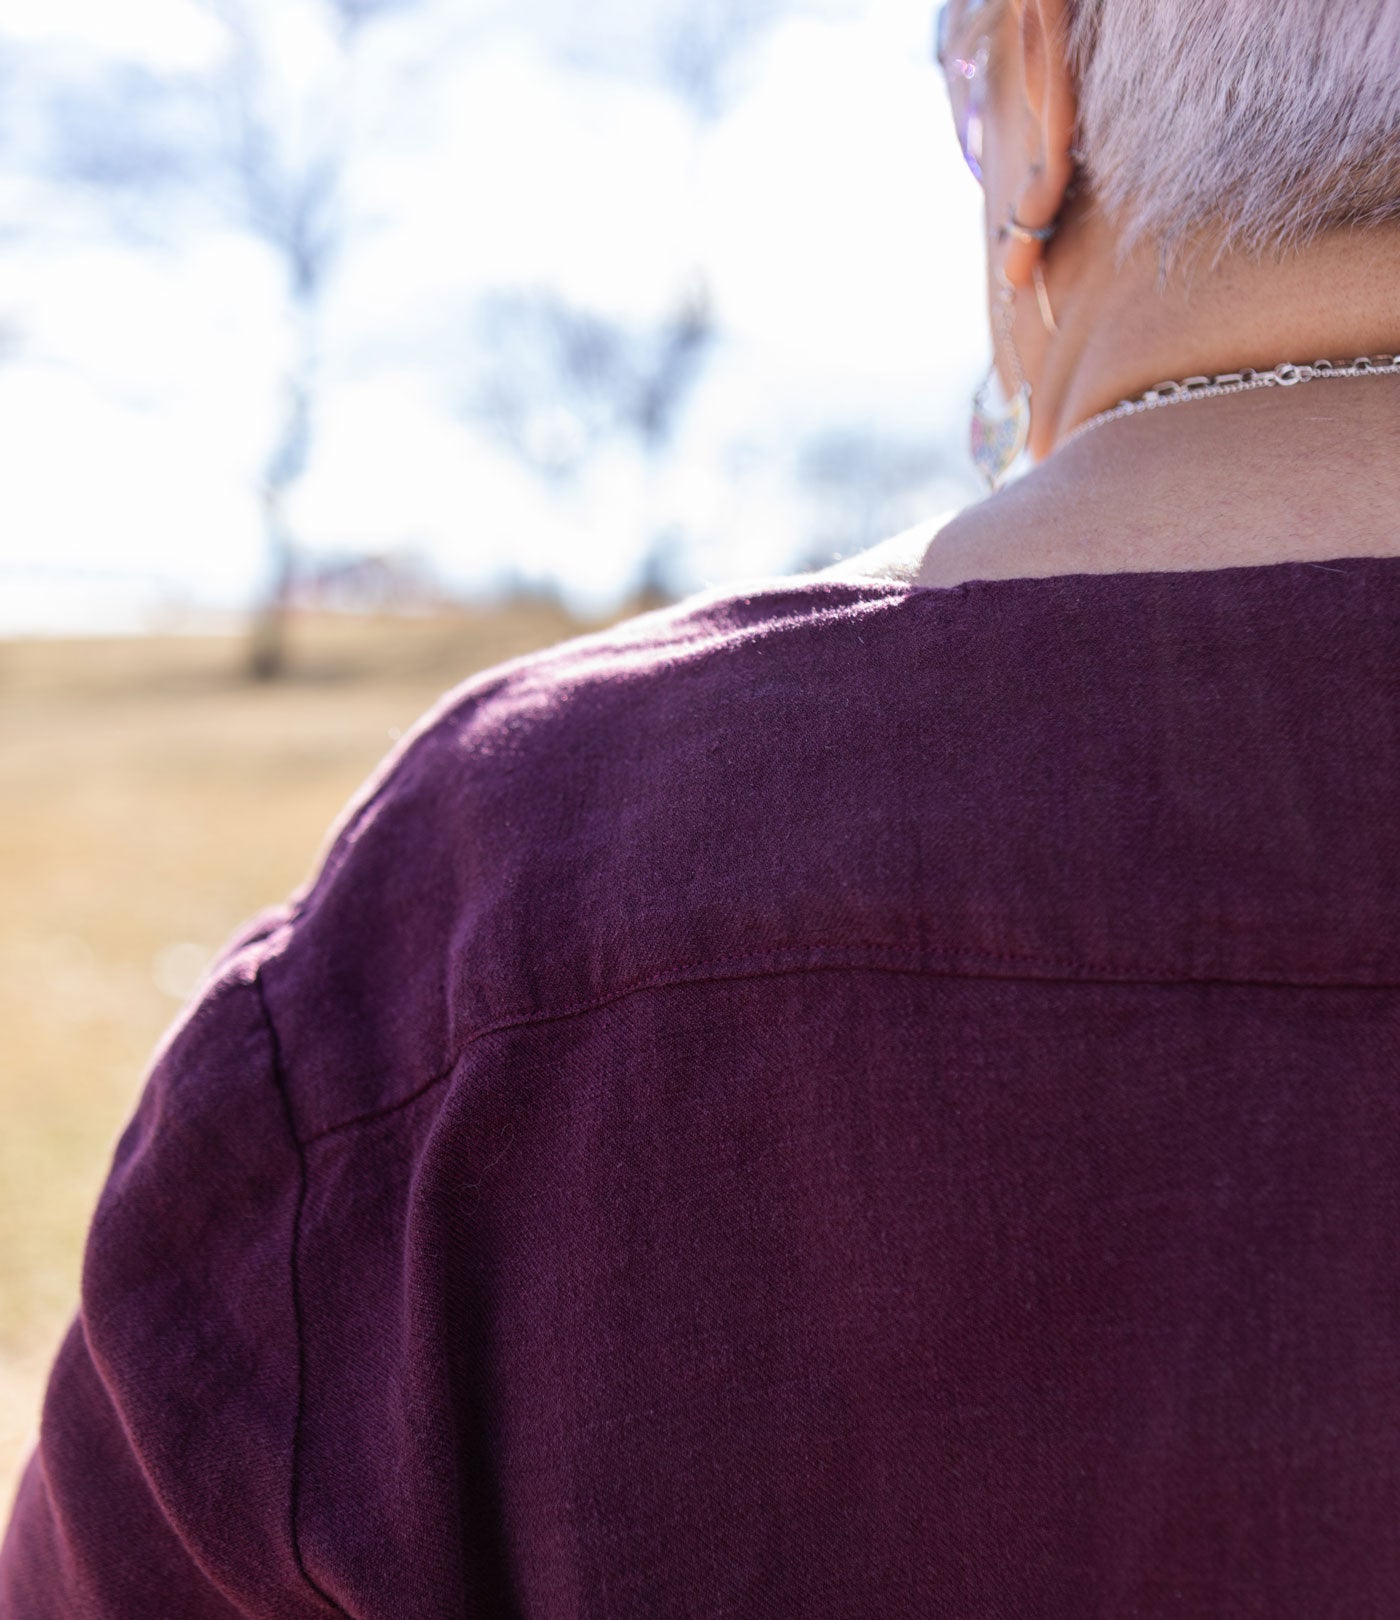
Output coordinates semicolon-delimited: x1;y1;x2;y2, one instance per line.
0;941;340;1619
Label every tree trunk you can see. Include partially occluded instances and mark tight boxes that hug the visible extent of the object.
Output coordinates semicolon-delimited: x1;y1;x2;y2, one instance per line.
247;486;297;680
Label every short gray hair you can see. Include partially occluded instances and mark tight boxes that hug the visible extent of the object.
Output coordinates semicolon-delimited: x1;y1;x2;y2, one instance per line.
1047;0;1400;269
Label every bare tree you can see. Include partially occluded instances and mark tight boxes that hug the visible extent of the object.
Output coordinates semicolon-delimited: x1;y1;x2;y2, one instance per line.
324;0;421;42
475;282;712;470
40;0;423;677
30;0;812;640
470;279;715;598
481;0;813;598
659;0;790;123
534;0;798;125
200;0;406;677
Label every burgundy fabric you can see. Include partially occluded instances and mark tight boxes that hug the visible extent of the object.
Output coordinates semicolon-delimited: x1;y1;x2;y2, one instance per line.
5;559;1400;1617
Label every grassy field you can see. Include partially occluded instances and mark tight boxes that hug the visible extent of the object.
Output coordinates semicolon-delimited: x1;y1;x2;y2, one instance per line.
0;599;646;1519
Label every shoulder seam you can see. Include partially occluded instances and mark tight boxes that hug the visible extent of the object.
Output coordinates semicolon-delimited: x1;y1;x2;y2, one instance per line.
251;967;354;1619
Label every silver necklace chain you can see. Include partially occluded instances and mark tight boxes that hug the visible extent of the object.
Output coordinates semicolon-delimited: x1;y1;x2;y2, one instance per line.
1060;353;1400;452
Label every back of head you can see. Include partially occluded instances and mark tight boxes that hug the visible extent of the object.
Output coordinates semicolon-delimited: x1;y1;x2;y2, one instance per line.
1066;0;1400;269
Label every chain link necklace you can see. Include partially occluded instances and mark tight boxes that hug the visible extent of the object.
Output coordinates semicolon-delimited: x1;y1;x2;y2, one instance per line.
1060;354;1400;453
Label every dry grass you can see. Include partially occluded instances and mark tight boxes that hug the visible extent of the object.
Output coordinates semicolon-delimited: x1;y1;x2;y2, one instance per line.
0;599;644;1519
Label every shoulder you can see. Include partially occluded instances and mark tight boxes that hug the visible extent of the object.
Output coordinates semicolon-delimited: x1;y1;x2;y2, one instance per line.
297;570;910;879
251;574;920;1140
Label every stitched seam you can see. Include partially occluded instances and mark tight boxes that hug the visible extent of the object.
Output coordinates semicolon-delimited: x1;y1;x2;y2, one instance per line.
253;968;353;1618
301;942;1398;1146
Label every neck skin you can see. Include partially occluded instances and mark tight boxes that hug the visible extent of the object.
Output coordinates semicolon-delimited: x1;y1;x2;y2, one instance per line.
1040;223;1400;459
840;221;1400;592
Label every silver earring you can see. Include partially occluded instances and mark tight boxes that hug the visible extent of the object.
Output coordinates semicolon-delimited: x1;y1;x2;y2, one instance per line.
1004;210;1057;246
970;271;1031;492
1033;261;1058;336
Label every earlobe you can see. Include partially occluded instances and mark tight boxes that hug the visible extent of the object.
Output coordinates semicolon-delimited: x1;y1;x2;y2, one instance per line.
1000;202;1058;292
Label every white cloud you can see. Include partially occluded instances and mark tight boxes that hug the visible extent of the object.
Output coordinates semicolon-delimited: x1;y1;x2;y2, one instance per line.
0;0;223;71
0;363;261;589
696;13;987;380
345;38;698;325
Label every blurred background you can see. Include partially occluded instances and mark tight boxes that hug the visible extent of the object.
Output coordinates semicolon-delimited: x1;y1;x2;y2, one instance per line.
0;0;986;1512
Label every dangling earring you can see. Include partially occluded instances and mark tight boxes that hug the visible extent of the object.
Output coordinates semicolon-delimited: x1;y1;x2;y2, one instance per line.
970;269;1031;492
1032;262;1058;336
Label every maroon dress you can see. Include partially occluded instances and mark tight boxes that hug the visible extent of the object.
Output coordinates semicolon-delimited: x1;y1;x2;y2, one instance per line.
5;558;1400;1616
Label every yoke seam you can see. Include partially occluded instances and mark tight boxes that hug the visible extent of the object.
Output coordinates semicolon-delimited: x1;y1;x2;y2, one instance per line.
299;942;1399;1146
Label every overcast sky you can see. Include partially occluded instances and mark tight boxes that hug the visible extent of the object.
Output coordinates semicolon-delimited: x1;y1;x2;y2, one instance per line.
0;0;989;631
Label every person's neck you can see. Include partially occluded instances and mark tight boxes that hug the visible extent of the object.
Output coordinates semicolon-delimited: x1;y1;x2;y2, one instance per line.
943;371;1400;584
829;225;1400;592
915;222;1400;587
1040;224;1400;457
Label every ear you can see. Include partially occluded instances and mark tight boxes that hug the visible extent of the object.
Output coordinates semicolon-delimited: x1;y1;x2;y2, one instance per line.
1001;0;1079;290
